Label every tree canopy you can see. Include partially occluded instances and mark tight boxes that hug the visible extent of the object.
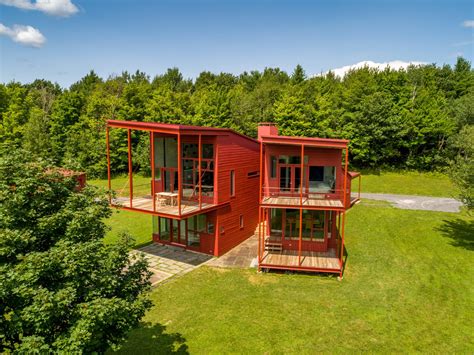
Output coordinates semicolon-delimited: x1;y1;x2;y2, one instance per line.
0;147;152;352
0;59;473;178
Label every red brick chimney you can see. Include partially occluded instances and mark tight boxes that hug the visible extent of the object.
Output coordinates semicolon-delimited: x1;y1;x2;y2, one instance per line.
257;122;278;140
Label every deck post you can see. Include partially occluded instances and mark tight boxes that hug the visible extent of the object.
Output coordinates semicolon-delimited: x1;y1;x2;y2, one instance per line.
300;144;304;205
151;131;155;212
259;141;263;204
106;126;111;204
177;132;182;216
343;146;349;207
258;207;262;264
358;174;361;201
198;134;202;209
127;128;133;208
340;211;346;265
298;207;303;266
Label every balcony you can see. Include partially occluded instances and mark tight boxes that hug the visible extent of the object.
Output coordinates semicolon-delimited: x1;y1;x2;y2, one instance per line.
261;187;359;209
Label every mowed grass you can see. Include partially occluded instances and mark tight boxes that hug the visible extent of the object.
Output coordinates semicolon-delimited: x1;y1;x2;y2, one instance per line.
87;176;153;248
111;201;474;353
88;174;151;198
355;170;457;197
104;209;151;247
89;171;457;198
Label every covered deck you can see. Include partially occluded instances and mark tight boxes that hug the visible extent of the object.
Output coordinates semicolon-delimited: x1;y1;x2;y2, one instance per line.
106;120;222;218
112;196;217;217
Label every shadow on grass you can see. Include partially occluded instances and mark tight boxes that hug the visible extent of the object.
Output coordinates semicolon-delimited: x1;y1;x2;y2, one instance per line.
112;322;189;354
437;218;474;251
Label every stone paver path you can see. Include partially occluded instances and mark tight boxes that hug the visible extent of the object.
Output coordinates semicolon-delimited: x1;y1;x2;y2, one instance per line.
208;235;258;268
131;243;213;286
357;193;462;213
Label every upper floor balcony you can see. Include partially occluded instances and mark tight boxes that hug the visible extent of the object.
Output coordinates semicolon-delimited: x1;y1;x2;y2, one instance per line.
258;123;360;210
106;120;228;218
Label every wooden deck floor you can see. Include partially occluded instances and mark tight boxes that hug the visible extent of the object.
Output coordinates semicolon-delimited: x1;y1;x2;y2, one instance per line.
261;249;341;270
113;196;215;216
262;196;345;208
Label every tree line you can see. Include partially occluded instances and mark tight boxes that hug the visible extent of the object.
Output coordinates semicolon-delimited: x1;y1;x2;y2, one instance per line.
0;58;473;179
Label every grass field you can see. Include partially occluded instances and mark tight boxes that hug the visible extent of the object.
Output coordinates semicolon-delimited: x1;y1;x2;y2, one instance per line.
355;170;457;197
104;209;152;247
90;171;458;198
109;201;473;353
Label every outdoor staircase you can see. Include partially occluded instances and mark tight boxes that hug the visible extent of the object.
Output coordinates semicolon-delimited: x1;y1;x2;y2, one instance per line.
254;221;283;252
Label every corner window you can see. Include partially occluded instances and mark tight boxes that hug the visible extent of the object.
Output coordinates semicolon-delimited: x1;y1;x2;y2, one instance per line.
270;156;277;178
230;170;235;197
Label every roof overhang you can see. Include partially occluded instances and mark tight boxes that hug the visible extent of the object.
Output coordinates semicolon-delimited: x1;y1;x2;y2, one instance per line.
260;135;348;149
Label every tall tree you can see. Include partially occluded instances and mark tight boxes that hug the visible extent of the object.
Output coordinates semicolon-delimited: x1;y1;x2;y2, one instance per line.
0;147;151;352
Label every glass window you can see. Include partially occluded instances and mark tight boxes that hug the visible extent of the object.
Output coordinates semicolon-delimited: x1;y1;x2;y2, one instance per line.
308;166;335;193
159;217;170;241
302;210;325;240
207;222;215;234
182;143;198;158
239;215;244;228
230;170;235;196
270;156;277;178
202;171;214;197
284;209;300;240
202;144;214;159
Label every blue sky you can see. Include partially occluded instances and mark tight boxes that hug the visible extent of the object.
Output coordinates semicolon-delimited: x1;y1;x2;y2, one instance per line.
0;0;473;87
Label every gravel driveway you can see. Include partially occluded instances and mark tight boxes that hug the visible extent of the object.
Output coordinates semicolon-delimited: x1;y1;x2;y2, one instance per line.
357;193;462;213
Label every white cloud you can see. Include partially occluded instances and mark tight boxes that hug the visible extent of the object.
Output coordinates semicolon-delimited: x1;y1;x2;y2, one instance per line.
0;23;46;47
462;20;474;28
0;0;78;17
320;60;427;78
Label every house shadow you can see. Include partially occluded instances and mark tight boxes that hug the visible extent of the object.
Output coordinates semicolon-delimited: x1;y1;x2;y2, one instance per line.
436;218;474;251
112;322;189;354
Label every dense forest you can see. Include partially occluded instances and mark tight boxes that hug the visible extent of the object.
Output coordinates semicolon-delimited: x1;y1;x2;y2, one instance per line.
0;58;473;179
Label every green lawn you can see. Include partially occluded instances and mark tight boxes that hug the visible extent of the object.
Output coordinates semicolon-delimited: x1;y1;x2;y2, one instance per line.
104;209;152;247
355;170;457;197
110;201;473;353
89;171;458;198
88;175;151;198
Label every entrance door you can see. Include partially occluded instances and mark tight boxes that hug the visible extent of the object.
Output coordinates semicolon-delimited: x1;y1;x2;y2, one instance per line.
279;165;303;195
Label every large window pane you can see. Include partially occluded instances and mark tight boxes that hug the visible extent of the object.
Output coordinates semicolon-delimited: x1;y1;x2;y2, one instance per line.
159;217;170;241
202;144;214;159
309;166;335;193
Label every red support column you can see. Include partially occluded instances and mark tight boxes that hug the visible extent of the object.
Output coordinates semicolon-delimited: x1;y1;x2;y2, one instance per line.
298;207;303;266
151;132;156;212
343;147;349;207
340;211;346;264
177;132;182;216
300;144;304;205
259;141;263;204
127;128;133;208
258;207;261;265
106;126;111;204
198;134;202;209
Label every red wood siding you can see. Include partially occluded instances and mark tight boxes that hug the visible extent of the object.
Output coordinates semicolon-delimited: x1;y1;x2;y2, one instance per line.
214;134;260;255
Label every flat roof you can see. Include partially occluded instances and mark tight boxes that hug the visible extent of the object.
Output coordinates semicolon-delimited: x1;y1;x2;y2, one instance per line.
259;134;348;149
107;120;259;144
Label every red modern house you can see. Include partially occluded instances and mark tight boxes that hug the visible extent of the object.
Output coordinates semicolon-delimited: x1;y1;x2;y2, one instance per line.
256;123;360;276
106;120;260;256
105;120;360;276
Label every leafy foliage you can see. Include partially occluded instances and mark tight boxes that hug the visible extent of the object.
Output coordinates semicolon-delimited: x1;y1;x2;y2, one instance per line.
0;147;152;352
0;59;473;178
